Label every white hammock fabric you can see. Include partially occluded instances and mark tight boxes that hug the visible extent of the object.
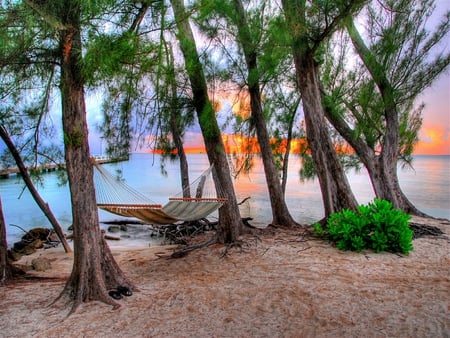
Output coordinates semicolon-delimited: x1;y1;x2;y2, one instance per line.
93;162;226;225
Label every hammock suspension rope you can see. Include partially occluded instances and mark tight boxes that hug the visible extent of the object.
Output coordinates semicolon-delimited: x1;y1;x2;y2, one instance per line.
93;161;226;225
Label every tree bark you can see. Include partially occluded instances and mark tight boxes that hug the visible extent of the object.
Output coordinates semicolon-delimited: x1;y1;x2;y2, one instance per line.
0;125;72;253
0;196;12;285
56;2;132;313
231;0;300;227
0;196;25;285
170;0;244;243
281;98;300;196
166;42;191;197
281;0;359;217
344;18;426;215
296;56;358;216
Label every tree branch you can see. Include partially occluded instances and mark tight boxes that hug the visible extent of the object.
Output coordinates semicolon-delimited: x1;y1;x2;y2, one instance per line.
24;0;68;31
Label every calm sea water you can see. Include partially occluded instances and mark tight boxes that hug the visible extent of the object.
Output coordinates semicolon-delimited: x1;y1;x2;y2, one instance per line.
1;153;449;246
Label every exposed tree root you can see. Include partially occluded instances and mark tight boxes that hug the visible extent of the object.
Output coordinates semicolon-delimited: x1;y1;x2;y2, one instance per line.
170;236;217;259
410;222;448;240
0;263;26;286
165;217;264;258
51;288;121;318
220;239;256;258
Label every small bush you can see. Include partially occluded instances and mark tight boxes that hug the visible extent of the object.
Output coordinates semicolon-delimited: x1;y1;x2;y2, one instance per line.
313;198;413;254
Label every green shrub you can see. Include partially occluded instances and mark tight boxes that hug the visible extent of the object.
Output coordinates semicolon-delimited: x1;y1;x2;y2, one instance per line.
313;198;413;254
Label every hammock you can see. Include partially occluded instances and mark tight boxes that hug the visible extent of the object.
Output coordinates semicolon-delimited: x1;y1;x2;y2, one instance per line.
93;162;226;225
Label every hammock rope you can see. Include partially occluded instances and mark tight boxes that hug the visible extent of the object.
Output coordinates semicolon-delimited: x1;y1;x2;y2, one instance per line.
93;163;162;208
93;161;226;224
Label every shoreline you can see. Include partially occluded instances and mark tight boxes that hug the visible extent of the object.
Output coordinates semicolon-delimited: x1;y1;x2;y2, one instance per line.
3;153;450;246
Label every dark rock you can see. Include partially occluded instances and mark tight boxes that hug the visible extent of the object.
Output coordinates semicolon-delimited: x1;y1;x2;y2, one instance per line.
8;249;23;262
11;239;43;257
22;228;51;242
108;225;128;233
48;231;60;242
20;245;37;256
29;239;44;249
108;225;121;233
13;240;28;251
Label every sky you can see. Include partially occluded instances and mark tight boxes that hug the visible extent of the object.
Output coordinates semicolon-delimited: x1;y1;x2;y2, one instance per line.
154;0;450;156
413;72;450;155
412;0;450;155
85;0;450;157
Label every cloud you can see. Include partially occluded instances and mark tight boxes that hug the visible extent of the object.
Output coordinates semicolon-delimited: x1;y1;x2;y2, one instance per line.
415;125;450;155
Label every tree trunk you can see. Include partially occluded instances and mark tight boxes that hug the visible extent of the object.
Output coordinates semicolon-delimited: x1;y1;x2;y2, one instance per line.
0;125;72;253
56;3;132;313
323;95;426;215
232;0;300;227
344;18;427;216
281;99;300;196
281;0;359;218
295;56;359;216
0;196;25;285
167;42;190;197
170;0;244;243
372;153;426;215
170;107;190;197
0;197;12;285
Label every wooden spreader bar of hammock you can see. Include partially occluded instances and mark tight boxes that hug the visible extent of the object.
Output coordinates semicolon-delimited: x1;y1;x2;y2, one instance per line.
169;197;228;202
97;203;163;209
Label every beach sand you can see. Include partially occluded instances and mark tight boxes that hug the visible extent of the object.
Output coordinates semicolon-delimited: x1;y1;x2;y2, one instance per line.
1;216;449;337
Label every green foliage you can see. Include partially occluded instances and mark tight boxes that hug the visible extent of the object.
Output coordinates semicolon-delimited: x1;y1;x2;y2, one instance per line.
323;0;449;162
63;129;84;148
299;154;316;182
314;198;413;254
83;32;141;86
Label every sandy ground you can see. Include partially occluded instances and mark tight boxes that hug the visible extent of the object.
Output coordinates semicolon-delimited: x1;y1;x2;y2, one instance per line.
1;216;449;338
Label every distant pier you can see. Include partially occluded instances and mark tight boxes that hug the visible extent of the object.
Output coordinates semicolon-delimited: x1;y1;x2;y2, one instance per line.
0;155;128;179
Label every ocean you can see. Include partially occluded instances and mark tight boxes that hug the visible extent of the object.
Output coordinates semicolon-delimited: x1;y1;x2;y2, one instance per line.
1;153;449;246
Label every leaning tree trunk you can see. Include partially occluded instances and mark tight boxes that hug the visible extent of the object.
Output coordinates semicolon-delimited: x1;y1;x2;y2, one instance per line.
295;56;359;217
0;125;72;253
345;18;427;216
370;155;426;215
170;0;245;243
56;4;132;313
324;100;427;216
232;0;300;227
281;0;359;219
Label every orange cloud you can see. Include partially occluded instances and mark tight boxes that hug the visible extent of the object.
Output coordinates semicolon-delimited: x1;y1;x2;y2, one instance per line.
147;132;356;156
414;126;450;155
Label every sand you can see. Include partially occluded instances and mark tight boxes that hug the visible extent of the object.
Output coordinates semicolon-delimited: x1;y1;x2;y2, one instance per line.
1;216;449;338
